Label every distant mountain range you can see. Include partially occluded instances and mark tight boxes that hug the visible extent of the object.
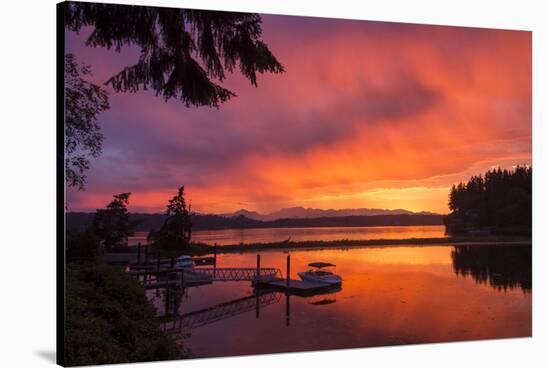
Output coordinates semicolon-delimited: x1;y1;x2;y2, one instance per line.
220;206;439;221
67;210;444;233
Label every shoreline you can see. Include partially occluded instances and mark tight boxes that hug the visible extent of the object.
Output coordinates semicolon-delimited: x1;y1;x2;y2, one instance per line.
192;236;531;254
116;235;532;258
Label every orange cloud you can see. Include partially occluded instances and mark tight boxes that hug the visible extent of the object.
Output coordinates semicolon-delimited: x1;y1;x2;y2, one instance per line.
66;17;531;214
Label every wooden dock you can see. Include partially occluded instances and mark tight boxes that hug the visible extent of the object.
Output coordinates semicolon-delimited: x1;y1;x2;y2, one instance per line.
128;263;281;290
251;255;342;296
252;278;341;296
129;267;213;289
105;242;218;268
130;267;281;281
129;252;341;296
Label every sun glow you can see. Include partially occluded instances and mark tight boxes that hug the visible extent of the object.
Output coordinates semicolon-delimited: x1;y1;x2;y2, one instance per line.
66;18;531;215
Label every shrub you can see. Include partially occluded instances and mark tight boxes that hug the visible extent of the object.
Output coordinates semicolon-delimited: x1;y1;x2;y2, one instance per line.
64;263;188;365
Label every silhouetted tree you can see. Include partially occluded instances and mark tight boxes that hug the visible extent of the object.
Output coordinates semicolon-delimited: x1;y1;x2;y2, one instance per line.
64;1;284;107
445;166;532;234
148;186;192;249
63;2;284;189
93;192;136;250
64;53;110;190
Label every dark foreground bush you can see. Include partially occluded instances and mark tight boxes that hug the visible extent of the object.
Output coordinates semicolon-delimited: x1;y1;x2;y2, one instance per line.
66;229;101;262
65;263;188;366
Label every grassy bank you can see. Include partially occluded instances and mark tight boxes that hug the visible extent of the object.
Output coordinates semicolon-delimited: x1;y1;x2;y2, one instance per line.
64;262;189;366
130;235;531;258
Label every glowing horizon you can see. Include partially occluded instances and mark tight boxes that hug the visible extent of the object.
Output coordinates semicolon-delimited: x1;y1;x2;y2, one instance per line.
66;15;532;215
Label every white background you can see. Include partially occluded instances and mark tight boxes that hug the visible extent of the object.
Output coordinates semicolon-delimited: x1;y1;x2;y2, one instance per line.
0;0;549;367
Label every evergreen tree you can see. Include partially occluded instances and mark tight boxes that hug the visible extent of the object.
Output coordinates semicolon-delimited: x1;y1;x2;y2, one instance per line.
445;165;532;235
148;186;192;249
63;2;284;189
93;192;136;250
64;1;284;107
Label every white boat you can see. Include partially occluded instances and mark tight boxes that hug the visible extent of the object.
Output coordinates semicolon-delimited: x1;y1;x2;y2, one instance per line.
174;255;194;268
298;262;342;285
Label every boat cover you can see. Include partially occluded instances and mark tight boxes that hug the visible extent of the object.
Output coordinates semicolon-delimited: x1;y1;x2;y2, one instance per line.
308;262;336;268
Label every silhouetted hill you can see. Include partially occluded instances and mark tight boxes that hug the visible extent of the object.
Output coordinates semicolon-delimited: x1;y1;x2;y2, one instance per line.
67;212;444;232
220;206;438;221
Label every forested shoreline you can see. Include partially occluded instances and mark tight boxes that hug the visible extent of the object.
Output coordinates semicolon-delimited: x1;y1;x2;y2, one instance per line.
67;212;444;232
445;166;531;235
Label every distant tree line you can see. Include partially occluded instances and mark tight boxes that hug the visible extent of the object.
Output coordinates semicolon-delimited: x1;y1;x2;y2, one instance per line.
445;166;532;235
67;212;444;234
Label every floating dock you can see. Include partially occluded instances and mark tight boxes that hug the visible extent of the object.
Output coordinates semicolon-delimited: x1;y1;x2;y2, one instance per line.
251;255;342;296
252;277;341;296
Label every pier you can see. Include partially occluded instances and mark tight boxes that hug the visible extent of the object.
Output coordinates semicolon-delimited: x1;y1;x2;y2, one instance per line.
129;266;282;288
128;253;340;296
125;252;343;332
252;254;341;296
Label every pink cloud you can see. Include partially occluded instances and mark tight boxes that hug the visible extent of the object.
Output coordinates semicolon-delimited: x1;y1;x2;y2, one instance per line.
65;14;531;214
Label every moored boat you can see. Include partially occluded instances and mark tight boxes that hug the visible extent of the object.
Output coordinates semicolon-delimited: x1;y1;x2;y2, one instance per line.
298;262;342;285
174;255;194;268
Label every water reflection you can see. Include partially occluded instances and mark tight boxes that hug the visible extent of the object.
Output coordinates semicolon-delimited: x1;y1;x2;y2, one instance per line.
160;291;283;333
148;245;531;358
309;298;336;306
160;284;347;331
451;245;532;292
130;225;447;246
160;289;343;333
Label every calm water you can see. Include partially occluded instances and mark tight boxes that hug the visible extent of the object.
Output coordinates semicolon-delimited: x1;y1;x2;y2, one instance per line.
146;244;531;358
129;225;447;246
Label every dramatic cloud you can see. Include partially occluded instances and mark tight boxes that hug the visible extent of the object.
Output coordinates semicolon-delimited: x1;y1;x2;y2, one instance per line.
66;14;531;214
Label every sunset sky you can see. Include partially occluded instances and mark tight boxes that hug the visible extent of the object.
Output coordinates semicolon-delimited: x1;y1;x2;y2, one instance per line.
66;13;532;215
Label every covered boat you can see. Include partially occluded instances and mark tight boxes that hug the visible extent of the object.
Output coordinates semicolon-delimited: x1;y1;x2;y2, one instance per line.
298;262;342;285
174;255;194;268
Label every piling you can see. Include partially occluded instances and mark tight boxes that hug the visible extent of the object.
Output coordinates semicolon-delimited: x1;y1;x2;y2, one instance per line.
286;293;290;327
213;243;217;278
214;243;218;264
256;254;261;277
255;289;260;319
286;254;290;288
157;252;161;269
165;288;170;316
144;245;149;263
137;242;141;264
